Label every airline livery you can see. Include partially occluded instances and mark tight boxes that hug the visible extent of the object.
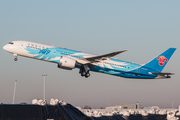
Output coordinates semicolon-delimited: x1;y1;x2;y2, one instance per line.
3;41;176;79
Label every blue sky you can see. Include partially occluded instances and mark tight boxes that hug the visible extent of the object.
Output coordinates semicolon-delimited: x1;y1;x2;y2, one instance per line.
0;0;180;108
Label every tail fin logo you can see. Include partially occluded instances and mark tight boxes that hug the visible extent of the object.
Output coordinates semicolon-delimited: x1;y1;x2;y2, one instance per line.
157;56;168;66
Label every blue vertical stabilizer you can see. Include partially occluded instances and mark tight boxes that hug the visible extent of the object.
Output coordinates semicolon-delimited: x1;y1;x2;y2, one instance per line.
143;48;176;72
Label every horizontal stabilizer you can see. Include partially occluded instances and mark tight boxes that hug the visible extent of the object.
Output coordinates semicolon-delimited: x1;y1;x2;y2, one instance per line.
151;72;174;76
151;72;174;78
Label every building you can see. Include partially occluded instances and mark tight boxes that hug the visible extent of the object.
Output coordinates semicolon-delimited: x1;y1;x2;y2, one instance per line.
117;102;141;109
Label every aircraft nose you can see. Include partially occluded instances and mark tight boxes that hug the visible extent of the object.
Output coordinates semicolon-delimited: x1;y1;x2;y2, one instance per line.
3;44;7;51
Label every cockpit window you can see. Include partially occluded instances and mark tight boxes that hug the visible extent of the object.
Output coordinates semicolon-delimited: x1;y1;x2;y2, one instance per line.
8;42;14;45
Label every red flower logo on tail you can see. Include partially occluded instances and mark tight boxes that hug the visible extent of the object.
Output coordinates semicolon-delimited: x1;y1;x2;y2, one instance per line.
157;56;168;66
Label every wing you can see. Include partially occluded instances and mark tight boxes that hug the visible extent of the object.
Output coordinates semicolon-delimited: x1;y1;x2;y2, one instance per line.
77;50;128;64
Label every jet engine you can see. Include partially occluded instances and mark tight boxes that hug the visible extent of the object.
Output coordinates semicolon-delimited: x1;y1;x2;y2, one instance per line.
57;56;76;70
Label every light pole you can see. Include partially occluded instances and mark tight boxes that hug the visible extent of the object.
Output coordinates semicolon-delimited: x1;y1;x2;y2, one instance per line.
42;74;47;100
172;100;174;109
12;80;17;104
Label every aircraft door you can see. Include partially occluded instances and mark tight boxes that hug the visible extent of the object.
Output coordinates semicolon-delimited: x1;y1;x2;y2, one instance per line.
19;42;24;49
51;49;56;56
135;68;140;76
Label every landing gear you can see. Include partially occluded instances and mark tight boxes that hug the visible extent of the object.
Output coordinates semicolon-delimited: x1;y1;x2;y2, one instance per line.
79;65;90;78
13;54;18;61
81;71;86;76
14;58;18;61
85;72;90;78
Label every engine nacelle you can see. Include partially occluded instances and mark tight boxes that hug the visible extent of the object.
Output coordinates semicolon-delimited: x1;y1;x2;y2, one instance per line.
57;56;76;70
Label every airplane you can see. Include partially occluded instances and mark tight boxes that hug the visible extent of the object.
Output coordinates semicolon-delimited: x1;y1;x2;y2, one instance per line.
3;41;176;79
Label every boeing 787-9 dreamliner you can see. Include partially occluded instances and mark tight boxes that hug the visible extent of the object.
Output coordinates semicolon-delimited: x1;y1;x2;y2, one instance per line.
3;41;176;79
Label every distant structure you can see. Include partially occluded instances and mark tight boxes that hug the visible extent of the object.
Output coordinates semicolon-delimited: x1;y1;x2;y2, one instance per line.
117;102;141;109
103;102;141;112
